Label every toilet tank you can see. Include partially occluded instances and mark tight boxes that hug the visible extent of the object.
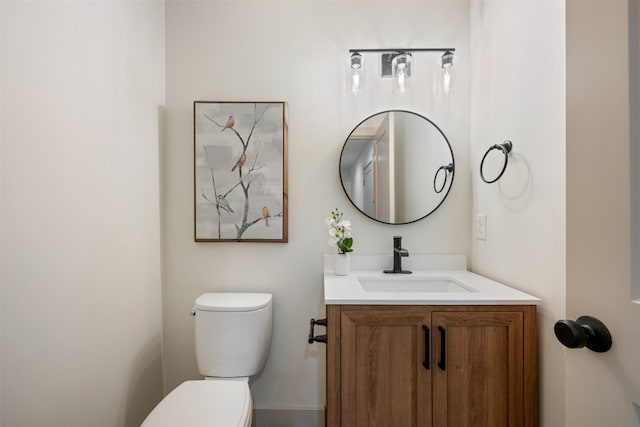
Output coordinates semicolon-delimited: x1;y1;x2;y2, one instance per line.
194;293;272;378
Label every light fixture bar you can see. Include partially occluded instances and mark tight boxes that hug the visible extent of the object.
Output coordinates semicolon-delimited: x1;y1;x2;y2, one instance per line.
349;48;455;53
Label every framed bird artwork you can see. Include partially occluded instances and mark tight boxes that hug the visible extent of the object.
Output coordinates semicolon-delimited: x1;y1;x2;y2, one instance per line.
193;101;288;242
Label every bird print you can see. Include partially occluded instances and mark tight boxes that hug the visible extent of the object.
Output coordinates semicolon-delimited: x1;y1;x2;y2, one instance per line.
221;116;234;131
216;194;234;214
231;153;246;172
262;206;270;226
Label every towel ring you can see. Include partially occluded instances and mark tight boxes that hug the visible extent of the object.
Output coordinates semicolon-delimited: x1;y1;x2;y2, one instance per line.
480;140;513;184
434;163;454;194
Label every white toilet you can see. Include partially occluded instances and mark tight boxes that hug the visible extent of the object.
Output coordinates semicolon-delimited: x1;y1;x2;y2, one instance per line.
142;293;273;427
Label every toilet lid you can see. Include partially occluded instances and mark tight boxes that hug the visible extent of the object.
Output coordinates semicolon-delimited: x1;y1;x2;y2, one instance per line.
195;293;272;312
141;380;251;427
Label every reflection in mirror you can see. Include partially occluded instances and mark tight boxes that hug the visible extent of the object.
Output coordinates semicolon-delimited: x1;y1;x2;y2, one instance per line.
340;111;454;224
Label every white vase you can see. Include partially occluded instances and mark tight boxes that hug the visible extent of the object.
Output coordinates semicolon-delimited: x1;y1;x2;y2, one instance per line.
334;254;350;276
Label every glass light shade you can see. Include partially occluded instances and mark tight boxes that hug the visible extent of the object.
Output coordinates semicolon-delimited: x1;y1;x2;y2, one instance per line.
392;53;412;94
347;52;365;96
441;51;455;96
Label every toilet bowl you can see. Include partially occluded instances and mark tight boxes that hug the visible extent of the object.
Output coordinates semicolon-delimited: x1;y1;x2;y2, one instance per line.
141;293;272;427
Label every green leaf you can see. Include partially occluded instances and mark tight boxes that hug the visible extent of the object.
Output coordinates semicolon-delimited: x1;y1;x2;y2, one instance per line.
339;237;353;253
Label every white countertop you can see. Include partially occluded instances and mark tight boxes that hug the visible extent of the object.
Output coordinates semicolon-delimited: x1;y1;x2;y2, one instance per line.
323;255;540;305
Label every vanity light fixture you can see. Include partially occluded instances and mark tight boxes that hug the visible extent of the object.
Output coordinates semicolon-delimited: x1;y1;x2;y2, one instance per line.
347;48;456;96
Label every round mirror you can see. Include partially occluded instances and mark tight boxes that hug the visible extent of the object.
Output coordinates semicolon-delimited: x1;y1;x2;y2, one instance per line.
339;110;454;224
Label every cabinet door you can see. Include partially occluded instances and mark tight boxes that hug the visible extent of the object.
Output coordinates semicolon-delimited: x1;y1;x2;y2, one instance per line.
431;311;524;427
340;306;432;427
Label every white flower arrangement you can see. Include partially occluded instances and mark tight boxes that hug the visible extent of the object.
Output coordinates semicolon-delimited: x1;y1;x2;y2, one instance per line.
326;208;353;254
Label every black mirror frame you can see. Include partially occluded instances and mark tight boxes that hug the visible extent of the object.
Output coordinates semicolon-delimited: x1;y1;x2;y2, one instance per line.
339;110;455;225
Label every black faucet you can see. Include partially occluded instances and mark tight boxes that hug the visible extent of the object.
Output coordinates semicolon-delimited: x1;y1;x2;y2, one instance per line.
383;236;412;274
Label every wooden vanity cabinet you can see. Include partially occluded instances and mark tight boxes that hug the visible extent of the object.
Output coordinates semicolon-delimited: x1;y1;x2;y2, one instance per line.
326;305;537;427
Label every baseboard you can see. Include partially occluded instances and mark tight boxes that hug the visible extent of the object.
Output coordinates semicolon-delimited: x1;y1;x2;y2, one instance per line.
253;408;325;427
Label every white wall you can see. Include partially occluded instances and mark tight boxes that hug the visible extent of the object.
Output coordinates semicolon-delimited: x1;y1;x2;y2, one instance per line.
469;1;566;426
164;0;471;415
1;2;165;426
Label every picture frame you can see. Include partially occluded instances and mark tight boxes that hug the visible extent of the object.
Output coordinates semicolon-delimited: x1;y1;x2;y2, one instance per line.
194;101;288;242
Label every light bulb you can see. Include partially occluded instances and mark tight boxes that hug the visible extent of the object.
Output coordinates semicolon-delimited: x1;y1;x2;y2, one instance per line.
442;68;452;95
351;70;361;95
397;64;407;93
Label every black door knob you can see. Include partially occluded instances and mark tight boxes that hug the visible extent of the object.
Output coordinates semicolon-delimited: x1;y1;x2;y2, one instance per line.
554;315;612;353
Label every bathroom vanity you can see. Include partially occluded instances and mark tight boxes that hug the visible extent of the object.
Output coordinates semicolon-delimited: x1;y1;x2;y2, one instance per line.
321;256;539;427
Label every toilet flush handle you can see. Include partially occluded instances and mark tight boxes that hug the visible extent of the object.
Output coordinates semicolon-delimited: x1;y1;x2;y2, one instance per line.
308;318;327;344
190;307;196;316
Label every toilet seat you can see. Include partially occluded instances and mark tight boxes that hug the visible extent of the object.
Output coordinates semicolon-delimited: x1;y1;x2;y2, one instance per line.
141;380;252;427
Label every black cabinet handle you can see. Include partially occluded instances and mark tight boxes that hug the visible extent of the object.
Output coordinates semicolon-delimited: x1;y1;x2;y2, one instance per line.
422;325;430;370
437;326;446;370
308;318;327;344
554;315;612;353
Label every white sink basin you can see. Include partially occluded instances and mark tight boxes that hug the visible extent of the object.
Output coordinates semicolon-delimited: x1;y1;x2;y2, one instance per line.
358;276;477;293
